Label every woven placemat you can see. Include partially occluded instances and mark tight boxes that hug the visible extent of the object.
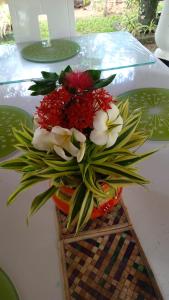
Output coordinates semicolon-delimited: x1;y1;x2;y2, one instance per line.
21;39;80;63
0;106;32;159
57;202;129;240
56;200;163;300
62;230;159;300
118;88;169;141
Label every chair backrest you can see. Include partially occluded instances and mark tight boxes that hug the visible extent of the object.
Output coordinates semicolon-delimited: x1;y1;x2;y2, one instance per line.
8;0;75;43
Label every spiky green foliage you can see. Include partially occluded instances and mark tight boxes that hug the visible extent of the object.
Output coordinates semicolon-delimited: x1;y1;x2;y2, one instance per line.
0;100;156;232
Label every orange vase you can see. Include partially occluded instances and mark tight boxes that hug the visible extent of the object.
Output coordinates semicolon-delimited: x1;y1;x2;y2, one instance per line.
52;185;122;219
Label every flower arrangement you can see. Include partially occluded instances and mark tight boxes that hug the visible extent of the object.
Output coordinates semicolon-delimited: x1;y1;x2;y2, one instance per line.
0;66;155;232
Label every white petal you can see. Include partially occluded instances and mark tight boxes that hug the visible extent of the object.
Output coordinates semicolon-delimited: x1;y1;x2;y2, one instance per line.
112;117;123;135
32;127;55;151
106;132;118;148
53;145;72;161
63;141;79;157
71;128;86;143
90;129;108;146
93;110;108;131
77;143;86;162
52;126;71;136
52;126;72;145
107;103;120;122
33;114;39;128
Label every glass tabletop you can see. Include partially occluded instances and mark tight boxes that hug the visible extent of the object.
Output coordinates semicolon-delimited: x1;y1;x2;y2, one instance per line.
0;32;156;85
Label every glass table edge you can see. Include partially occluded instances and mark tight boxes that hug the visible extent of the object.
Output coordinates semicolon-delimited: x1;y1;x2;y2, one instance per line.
0;61;156;86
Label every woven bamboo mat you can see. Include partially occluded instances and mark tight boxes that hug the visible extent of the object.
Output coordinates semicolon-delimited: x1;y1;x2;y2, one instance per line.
56;201;163;300
57;202;129;240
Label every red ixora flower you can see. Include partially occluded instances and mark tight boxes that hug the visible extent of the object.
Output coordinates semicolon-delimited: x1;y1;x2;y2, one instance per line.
36;86;114;132
64;89;113;131
36;87;71;130
64;71;94;91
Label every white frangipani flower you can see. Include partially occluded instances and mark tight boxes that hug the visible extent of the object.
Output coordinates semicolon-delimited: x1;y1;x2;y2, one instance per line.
32;126;86;162
32;127;56;151
90;103;123;148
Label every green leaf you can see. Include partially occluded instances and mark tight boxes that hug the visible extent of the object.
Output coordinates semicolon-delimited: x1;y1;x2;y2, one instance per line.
32;79;56;86
12;129;32;146
7;177;45;205
44;158;76;166
0;157;27;171
84;169;105;197
59;65;72;84
92;148;134;162
41;71;58;81
67;183;86;228
45;160;79;172
76;190;94;232
114;149;157;166
29;74;58;95
111;110;141;149
92;74;116;89
22;125;34;137
123;108;141;128
30;84;57;96
124;131;148;149
117;99;129;120
92;163;149;185
22;165;38;172
63;65;72;73
87;69;101;81
79;162;90;180
28;185;57;219
41;171;80;180
106;177;137;186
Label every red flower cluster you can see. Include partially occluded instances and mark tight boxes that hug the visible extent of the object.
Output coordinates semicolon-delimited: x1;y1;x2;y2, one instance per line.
64;71;93;91
65;89;112;130
36;71;114;132
36;87;71;129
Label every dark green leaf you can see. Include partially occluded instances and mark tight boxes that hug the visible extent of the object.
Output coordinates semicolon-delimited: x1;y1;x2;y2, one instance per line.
87;69;101;81
117;99;129;120
0;158;27;171
59;65;72;84
106;177;135;186
67;183;86;228
84;169;105;197
92;149;134;161
41;71;58;81
29;84;57;96
92;163;149;185
111;111;141;149
115;149;157;166
28;185;57;219
76;190;94;232
7;177;45;205
92;74;116;89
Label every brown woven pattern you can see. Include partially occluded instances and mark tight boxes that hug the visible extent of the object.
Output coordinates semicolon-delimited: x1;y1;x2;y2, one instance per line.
64;230;159;300
57;203;129;239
